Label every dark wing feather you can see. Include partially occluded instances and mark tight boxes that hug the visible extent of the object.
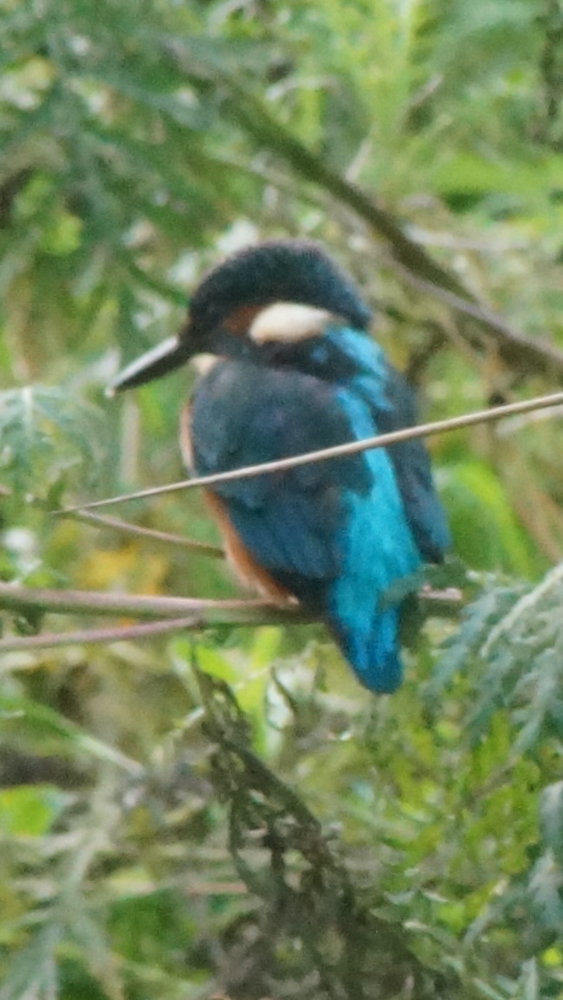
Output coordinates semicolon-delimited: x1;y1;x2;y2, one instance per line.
190;359;371;596
373;365;450;562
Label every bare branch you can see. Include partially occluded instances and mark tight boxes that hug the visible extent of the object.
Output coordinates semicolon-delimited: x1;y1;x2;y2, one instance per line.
0;616;198;655
71;509;224;558
0;582;460;653
56;390;563;515
0;581;305;625
2;488;225;558
394;267;563;376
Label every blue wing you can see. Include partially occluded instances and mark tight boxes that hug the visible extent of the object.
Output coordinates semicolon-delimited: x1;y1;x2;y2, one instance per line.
190;355;426;693
323;327;450;562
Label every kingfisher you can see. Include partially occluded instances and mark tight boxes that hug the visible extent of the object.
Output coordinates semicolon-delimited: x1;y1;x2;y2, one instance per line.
110;240;449;693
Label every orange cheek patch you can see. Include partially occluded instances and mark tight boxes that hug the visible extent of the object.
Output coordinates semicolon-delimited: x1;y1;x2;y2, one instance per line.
223;304;263;336
204;490;295;605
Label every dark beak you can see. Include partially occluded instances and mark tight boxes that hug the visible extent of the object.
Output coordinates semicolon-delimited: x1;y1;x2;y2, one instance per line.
107;334;192;395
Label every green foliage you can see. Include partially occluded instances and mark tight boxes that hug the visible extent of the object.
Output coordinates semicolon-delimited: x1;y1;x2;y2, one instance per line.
0;386;104;502
0;629;561;999
433;565;563;751
1;0;563;997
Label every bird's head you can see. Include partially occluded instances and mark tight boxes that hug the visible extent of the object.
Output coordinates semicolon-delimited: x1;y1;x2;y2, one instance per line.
109;239;372;392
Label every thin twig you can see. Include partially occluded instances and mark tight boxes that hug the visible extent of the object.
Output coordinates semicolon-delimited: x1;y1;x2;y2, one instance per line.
56;390;563;515
71;509;224;557
0;616;198;654
394;267;563;375
1;487;224;558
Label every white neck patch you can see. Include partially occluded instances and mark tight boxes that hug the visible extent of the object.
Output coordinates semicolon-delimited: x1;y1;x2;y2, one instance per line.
249;301;333;345
190;353;221;376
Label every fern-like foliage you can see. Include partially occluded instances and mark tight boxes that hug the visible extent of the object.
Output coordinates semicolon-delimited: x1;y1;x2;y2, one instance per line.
0;386;105;505
432;567;563;752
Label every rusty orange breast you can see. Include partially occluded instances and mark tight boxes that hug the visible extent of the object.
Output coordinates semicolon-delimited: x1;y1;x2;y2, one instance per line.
204;490;294;605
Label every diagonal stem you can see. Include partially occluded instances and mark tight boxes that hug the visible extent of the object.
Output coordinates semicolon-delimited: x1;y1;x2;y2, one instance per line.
56;389;563;514
212;75;563;379
71;509;224;557
0;616;199;655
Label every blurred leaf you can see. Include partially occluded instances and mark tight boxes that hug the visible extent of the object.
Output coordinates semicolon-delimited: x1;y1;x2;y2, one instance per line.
441;460;543;576
0;693;141;775
0;785;70;836
541;782;563;865
0;386;106;501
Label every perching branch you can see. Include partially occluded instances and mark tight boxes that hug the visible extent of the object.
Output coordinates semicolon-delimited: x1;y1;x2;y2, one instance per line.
0;582;460;653
0;582;305;653
57;389;563;515
0;582;303;624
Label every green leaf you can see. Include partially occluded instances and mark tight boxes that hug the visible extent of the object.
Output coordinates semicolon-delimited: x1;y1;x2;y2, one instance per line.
0;694;142;776
0;785;69;836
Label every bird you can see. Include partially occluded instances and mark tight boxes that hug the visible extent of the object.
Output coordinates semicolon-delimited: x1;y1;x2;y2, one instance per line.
110;239;449;693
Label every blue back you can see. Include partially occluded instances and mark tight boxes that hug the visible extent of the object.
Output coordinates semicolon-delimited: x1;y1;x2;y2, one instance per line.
326;382;422;691
190;325;449;693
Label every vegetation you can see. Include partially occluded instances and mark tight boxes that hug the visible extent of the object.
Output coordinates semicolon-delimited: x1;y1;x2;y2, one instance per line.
1;0;562;997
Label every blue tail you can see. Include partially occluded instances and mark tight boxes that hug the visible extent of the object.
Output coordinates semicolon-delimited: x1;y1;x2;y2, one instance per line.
329;606;403;694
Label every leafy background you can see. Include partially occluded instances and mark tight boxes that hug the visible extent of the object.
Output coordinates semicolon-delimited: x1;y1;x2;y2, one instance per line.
1;0;562;997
